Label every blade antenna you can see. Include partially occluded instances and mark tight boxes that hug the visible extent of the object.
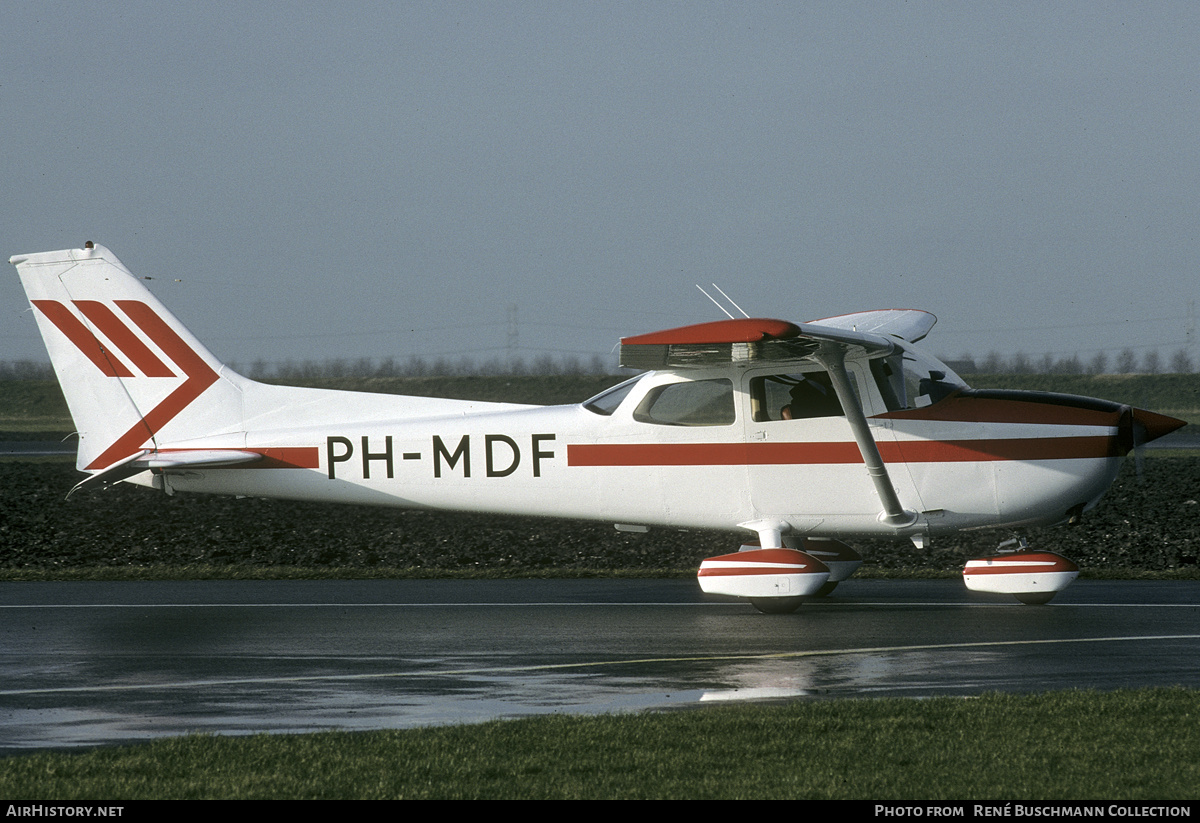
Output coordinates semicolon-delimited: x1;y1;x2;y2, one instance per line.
696;285;735;319
711;284;750;318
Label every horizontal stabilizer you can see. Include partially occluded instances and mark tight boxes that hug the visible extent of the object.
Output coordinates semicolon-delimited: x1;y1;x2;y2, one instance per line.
140;449;263;469
66;448;264;497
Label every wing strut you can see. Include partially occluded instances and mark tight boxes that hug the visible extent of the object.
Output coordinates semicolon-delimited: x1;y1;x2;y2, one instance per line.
814;346;917;529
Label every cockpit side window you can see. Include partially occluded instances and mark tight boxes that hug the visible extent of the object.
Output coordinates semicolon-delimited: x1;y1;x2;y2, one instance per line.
748;371;855;422
633;378;735;426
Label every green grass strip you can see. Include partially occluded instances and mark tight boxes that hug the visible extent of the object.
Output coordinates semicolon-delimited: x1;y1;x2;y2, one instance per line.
2;689;1198;799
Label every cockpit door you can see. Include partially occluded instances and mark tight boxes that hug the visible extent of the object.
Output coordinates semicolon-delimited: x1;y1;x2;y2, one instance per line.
741;363;927;530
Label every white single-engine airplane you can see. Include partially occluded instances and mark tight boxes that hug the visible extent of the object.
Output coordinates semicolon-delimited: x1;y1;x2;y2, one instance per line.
12;243;1186;611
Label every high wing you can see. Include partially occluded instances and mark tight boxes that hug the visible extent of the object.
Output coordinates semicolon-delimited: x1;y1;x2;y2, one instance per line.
619;316;901;370
805;309;936;343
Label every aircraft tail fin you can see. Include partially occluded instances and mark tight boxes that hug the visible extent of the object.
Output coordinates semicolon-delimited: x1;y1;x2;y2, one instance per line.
11;243;248;473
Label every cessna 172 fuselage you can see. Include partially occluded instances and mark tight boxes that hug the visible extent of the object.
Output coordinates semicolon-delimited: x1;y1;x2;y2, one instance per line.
12;243;1185;611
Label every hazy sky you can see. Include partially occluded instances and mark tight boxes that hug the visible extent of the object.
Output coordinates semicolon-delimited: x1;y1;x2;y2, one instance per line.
4;2;1198;371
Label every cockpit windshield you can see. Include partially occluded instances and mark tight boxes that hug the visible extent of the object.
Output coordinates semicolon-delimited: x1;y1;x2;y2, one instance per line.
869;346;966;412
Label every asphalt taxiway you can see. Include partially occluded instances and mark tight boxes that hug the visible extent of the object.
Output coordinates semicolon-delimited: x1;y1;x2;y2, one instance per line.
1;578;1198;753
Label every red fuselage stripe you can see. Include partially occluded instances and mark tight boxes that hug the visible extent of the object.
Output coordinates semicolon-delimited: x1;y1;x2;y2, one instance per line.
567;436;1118;467
246;447;320;469
878;396;1120;427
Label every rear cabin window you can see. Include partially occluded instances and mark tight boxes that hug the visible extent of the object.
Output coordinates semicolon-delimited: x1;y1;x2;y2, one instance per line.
633;379;735;426
583;375;644;416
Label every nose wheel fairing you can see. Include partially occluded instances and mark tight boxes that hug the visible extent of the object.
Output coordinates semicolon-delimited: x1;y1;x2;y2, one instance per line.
963;549;1079;605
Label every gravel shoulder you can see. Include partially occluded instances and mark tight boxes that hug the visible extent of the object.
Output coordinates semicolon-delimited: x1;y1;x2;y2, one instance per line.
2;458;1196;577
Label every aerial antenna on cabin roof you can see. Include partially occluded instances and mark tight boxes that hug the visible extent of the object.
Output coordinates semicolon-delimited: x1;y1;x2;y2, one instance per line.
696;283;750;319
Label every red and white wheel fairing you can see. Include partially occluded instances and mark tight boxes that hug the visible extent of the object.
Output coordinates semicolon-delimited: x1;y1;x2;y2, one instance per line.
698;548;831;600
737;538;862;582
963;551;1079;604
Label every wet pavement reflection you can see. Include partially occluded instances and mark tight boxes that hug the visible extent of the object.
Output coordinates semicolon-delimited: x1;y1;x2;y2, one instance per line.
2;578;1198;752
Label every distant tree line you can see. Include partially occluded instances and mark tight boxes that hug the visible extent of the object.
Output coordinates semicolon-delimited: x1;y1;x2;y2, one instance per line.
236;353;619;380
949;347;1195;375
2;347;1195;380
0;360;56;380
0;354;619;381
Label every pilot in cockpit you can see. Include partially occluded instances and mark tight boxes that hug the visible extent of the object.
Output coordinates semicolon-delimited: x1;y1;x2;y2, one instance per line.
780;373;843;420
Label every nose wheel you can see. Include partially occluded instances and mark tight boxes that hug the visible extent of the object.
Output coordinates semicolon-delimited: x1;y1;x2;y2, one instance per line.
1013;591;1057;606
749;596;805;615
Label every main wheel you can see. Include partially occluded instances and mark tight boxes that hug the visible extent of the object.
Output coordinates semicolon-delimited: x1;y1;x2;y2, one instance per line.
813;581;838;597
1014;591;1055;605
749;596;804;614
